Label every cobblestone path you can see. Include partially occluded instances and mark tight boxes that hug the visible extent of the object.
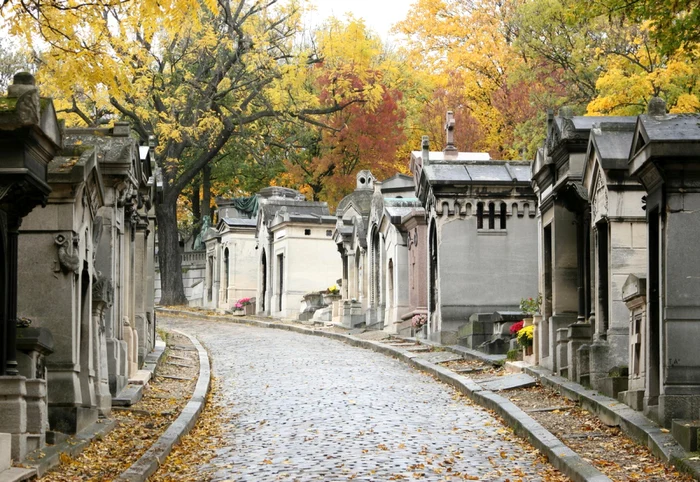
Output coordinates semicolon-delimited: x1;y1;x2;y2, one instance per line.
162;316;565;481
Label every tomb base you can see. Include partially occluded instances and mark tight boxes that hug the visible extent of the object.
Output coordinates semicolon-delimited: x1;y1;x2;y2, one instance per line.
0;377;28;461
618;389;645;411
659;391;700;429
567;323;592;382
48;406;98;435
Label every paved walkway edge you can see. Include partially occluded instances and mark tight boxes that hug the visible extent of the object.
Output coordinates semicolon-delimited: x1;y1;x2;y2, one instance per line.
114;329;211;482
157;309;611;482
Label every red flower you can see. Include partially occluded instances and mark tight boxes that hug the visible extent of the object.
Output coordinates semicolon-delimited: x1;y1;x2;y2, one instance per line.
510;320;524;335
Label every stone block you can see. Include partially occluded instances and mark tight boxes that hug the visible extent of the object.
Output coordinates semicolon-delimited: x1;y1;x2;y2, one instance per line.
0;433;10;472
0;378;27;434
23;380;47;435
671;419;700;452
479;338;509;355
458;320;493;337
659;393;700;428
480;373;536;391
598;376;629;400
618;389;644;411
128;370;151;386
48;407;98;435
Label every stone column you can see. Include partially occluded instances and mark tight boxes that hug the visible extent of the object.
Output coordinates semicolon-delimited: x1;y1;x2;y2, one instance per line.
134;220;148;366
92;276;113;415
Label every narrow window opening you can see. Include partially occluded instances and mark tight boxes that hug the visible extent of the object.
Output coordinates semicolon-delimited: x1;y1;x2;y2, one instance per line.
477;202;484;229
488;202;495;230
500;202;507;229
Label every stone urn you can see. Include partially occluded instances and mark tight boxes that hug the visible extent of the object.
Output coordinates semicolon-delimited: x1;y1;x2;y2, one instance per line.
322;292;341;306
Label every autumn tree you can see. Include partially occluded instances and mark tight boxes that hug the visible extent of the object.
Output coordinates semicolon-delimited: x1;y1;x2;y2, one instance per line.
12;0;367;305
395;0;545;159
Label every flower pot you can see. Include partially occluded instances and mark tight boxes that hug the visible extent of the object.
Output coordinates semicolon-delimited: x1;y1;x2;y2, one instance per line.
323;293;341;305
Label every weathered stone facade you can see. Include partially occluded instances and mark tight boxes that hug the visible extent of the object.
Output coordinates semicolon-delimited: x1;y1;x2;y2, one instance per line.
412;115;539;345
255;187;341;319
201;197;258;311
628;105;700;427
0;74;159;463
0;73;62;461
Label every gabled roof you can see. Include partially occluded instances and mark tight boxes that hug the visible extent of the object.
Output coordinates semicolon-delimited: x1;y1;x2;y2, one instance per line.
587;120;636;172
423;161;531;185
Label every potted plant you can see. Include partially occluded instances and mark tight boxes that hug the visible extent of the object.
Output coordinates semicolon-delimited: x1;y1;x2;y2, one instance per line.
322;284;341;305
519;294;542;326
411;313;427;338
234;297;254;315
517;324;534;356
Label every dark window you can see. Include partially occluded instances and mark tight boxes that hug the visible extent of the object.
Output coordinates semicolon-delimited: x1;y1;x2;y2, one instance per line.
326;230;332;236
477;202;484;229
488;202;495;229
500;202;507;229
304;229;311;236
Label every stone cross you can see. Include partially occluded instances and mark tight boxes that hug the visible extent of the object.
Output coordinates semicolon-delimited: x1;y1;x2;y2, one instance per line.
444;111;457;152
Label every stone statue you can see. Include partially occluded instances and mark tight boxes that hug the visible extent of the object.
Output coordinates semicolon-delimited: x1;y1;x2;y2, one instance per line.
193;215;211;251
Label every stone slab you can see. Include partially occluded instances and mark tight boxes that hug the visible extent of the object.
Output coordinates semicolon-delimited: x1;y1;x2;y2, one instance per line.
128;370;152;386
0;467;36;482
405;346;432;353
414;352;463;364
112;384;144;407
477;373;537;391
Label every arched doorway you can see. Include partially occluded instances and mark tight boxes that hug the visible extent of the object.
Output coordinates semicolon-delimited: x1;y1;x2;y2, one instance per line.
223;247;230;303
429;221;438;332
387;258;394;321
261;250;267;312
370;227;380;307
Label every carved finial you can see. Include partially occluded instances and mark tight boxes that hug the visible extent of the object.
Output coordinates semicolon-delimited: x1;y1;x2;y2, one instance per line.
559;106;574;119
444;111;457;151
647;97;666;116
421;136;430;166
7;71;40;125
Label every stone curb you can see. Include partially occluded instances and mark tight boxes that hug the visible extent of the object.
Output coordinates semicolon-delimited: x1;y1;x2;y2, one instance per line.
157;308;611;482
521;365;700;479
114;329;211;482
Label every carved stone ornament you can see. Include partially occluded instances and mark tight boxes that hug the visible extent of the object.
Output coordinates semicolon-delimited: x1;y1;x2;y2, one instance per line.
8;72;41;126
54;233;80;274
92;273;114;307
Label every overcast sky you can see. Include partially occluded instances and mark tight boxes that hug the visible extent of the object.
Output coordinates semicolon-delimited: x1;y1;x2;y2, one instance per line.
304;0;414;43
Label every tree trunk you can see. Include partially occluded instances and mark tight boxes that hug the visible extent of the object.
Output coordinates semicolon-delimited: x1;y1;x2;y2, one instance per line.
191;180;201;227
202;164;211;218
156;200;188;305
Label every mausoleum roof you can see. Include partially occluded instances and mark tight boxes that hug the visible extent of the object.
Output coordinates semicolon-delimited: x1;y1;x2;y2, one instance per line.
220;217;257;228
423;161;532;185
637;113;700;142
588;121;636;171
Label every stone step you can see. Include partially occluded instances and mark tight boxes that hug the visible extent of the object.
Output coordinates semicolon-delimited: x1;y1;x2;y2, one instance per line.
128;370;152;385
479;373;537;391
415;352;463;364
452;366;489;374
112;384;144;407
405;346;432;353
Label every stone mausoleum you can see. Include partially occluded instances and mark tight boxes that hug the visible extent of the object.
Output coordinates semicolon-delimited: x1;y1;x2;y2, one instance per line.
411;113;538;345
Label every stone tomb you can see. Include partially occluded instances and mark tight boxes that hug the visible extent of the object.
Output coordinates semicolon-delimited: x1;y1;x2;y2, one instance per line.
18;129;106;434
0;73;61;461
411;112;538;345
581;118;646;391
629;102;700;427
